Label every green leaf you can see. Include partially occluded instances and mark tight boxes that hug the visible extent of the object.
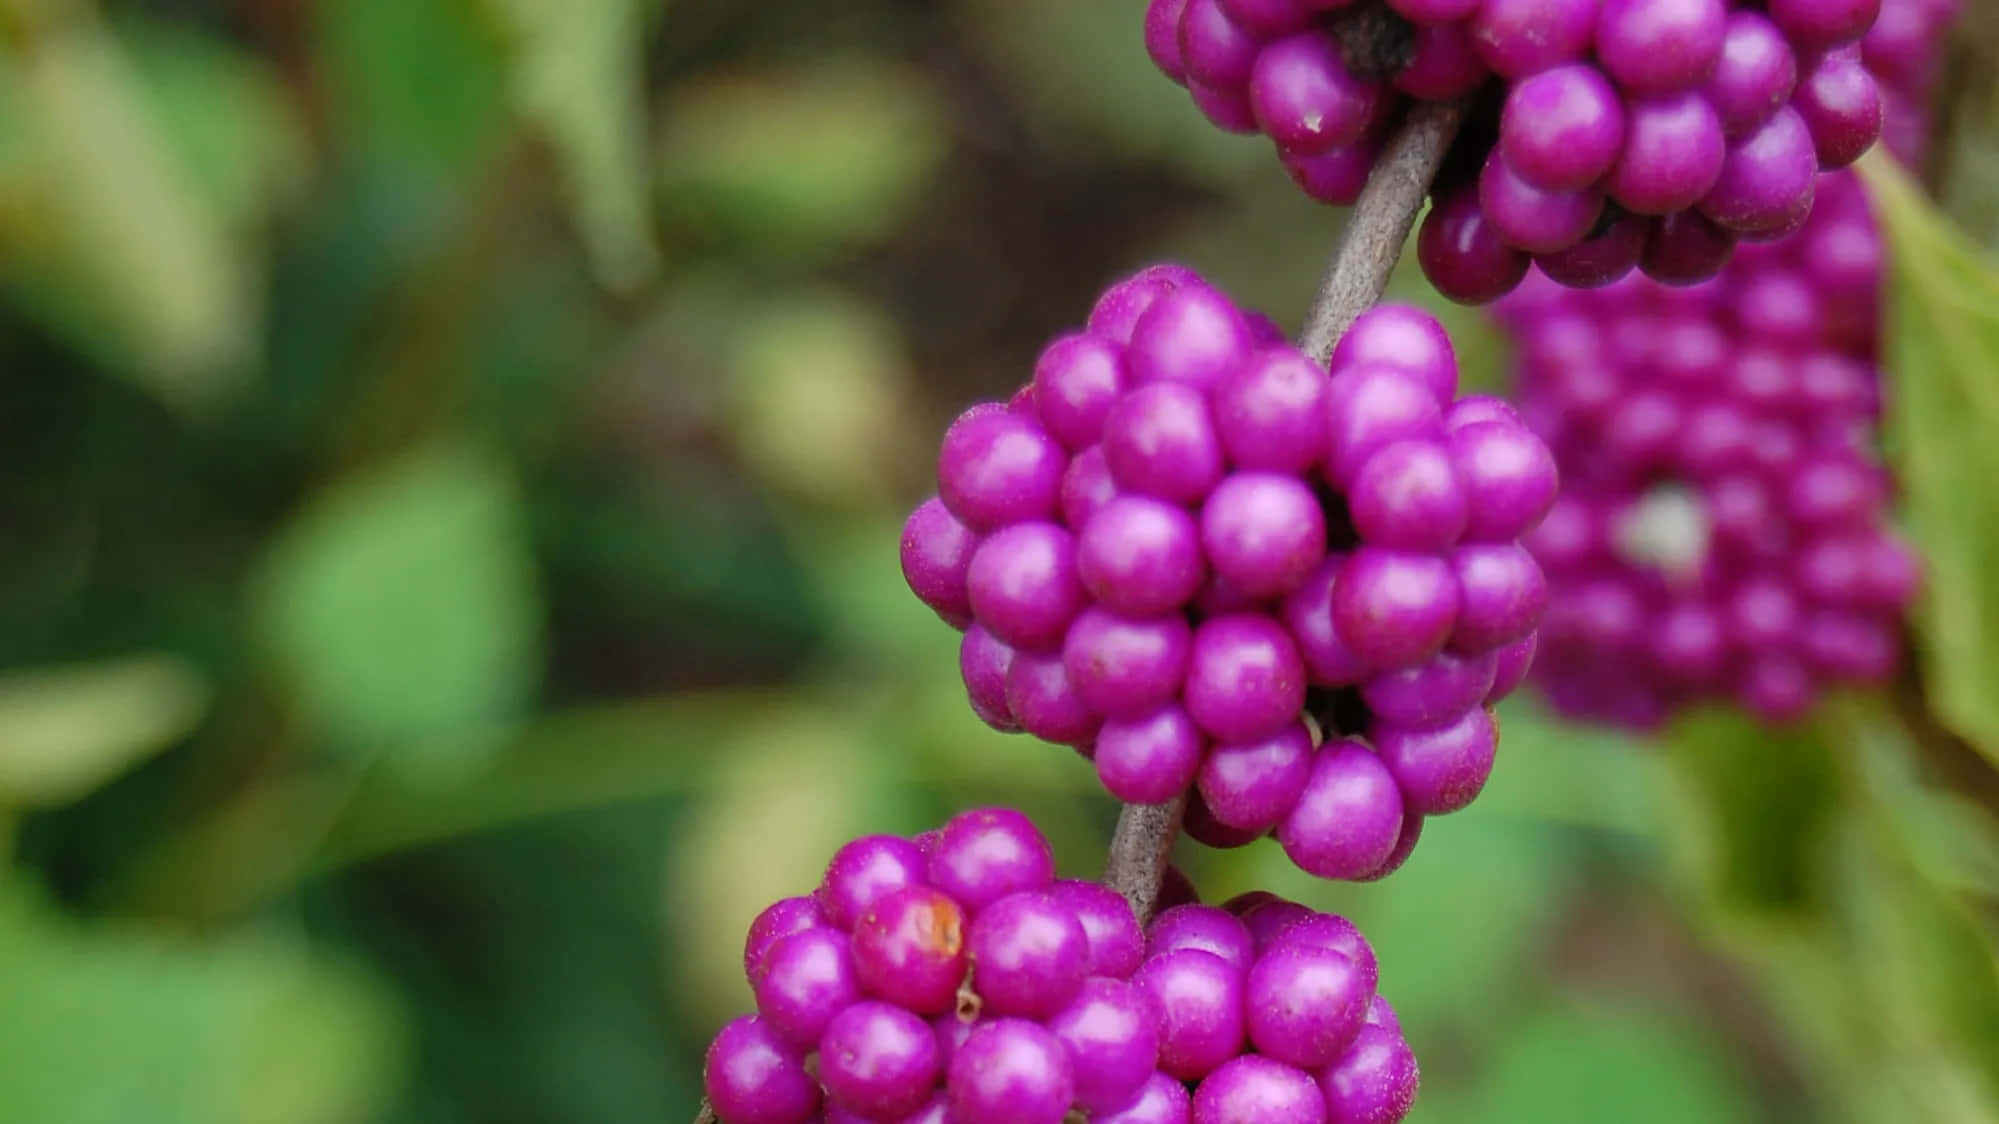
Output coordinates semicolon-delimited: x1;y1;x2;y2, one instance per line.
0;877;406;1124
121;17;311;230
1659;706;1841;917
314;0;508;175
0;17;259;406
0;653;209;808
1438;1005;1754;1124
485;0;660;291
1864;156;1999;765
252;437;541;774
655;60;946;259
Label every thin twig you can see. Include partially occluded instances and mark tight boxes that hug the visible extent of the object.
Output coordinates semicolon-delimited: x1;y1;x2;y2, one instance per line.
695;1105;716;1124
1297;98;1468;363
1102;796;1191;925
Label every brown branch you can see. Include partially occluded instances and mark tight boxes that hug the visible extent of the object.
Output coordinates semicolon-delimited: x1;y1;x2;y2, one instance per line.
1103;796;1191;925
1297;98;1468;363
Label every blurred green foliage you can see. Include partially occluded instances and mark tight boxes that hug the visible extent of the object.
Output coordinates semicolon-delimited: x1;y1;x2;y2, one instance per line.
4;2;1999;1122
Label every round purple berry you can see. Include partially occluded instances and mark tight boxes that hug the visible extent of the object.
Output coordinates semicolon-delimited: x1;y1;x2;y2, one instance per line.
948;1018;1077;1124
1134;948;1249;1081
851;885;968;1015
968;890;1091;1018
1185;614;1309;742
927;808;1056;915
1278;740;1405;880
704;1016;821;1124
939;405;1066;532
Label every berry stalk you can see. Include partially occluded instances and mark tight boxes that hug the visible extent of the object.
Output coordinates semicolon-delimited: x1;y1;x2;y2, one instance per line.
1298;98;1467;363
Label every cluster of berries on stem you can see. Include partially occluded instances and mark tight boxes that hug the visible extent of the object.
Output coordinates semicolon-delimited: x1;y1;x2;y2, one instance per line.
902;265;1557;882
703;809;1418;1123
1147;0;1904;302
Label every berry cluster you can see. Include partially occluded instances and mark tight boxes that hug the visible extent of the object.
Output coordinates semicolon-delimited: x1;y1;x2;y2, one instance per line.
1495;172;1918;727
1144;0;1896;303
901;266;1557;880
703;808;1418;1123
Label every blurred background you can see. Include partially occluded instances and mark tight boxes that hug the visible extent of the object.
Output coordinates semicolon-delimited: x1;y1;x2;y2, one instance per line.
6;1;1999;1122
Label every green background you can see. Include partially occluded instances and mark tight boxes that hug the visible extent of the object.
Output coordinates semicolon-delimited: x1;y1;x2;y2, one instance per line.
4;1;1999;1121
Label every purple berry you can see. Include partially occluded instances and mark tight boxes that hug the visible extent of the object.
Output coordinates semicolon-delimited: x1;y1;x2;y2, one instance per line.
1608;93;1727;215
1215;349;1333;473
1700;106;1818;238
1080;495;1208;617
1251;31;1384;155
1418;187;1532;305
753;927;861;1047
1180;0;1261;87
704;1016;821;1124
1594;0;1728;94
1147;904;1257;975
1324;365;1445;487
1450;420;1559;542
1278;740;1405;880
961;624;1020;732
1769;0;1881;49
1471;0;1598;77
1499;65;1626;191
1006;650;1102;745
968;890;1090;1018
902;498;979;626
1332;305;1460;404
1331;549;1459;670
1373;706;1499;814
1184;613;1309;742
1064;608;1193;719
1050;879;1146;979
1147;0;1191;85
1793;49;1884;169
1362;650;1499;730
1317;1025;1420;1124
851;885;968;1015
1201;473;1329;596
1033;333;1129;450
744;896;830;980
1479;153;1605;255
1098;1072;1195;1124
967;522;1087;652
1197;720;1315;832
948;1018;1077;1124
1194;1056;1328;1123
819;835;928;931
1046;978;1162;1114
1134;948;1248;1081
1270;913;1380;995
1450;542;1549;652
939;405;1066;531
1130;285;1255;391
1245;942;1370;1068
1284;556;1375;686
1349;440;1470;551
928;808;1056;915
818;1001;942;1120
1102;382;1228;504
1096;705;1209;804
1704;12;1798;138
